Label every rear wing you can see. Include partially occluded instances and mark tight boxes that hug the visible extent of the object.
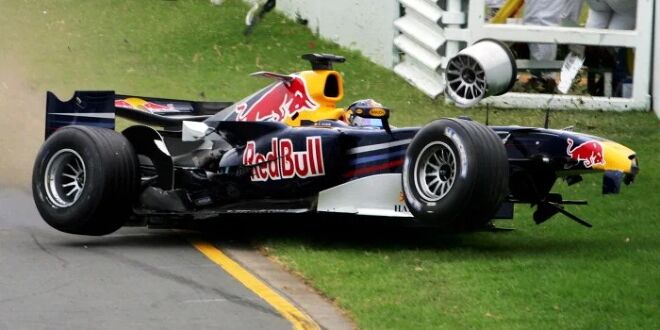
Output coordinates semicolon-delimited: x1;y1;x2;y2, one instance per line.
45;91;115;139
45;91;233;139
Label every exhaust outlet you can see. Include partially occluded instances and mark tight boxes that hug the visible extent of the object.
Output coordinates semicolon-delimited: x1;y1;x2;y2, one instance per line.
445;39;517;107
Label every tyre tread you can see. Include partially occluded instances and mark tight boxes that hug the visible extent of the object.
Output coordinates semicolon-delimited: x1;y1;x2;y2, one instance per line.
402;118;509;229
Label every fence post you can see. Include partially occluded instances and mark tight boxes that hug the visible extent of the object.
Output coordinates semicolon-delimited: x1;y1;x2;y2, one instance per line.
654;0;660;118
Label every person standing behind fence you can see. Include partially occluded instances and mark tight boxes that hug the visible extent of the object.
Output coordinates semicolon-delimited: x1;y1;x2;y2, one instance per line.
585;0;636;30
524;0;584;61
585;0;637;96
561;0;585;26
521;0;584;93
523;0;563;61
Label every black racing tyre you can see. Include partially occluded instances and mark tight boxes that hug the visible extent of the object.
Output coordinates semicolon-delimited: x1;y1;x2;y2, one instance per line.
402;118;509;229
32;126;139;235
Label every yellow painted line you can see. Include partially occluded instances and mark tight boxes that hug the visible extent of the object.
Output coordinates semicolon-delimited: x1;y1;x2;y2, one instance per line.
189;239;320;330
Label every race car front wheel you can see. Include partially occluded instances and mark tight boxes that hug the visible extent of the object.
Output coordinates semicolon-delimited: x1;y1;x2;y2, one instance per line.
32;126;138;235
402;118;508;229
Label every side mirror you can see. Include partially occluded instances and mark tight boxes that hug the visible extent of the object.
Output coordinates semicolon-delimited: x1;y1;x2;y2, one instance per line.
182;121;214;141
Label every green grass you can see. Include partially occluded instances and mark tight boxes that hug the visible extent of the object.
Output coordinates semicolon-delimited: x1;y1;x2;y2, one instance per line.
3;1;659;329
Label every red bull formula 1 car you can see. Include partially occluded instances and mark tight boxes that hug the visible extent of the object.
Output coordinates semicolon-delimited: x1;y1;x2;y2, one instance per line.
32;53;639;235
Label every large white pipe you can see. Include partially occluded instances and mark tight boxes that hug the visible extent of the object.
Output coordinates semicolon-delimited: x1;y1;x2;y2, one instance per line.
445;39;517;107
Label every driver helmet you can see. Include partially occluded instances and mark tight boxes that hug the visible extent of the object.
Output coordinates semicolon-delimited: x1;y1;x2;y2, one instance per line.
346;99;388;127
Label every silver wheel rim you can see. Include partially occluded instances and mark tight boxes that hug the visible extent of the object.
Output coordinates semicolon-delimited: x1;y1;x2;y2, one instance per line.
445;54;487;106
44;149;86;208
414;142;457;202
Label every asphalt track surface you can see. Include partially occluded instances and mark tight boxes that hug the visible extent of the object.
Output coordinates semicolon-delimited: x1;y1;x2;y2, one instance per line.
0;56;356;330
0;188;292;330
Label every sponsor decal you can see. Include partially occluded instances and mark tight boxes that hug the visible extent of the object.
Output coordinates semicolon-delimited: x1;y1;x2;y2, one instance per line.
444;127;467;178
394;204;409;213
114;99;133;108
368;108;386;117
242;137;325;181
115;98;175;112
235;75;317;122
566;138;605;168
395;192;409;212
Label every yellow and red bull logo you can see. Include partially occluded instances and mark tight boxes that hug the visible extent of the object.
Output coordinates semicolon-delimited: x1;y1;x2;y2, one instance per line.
235;75;317;122
115;98;175;112
567;138;605;168
242;137;325;182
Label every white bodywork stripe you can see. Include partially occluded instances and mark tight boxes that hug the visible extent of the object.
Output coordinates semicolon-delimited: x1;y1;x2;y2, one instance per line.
49;112;115;119
346;139;412;155
317;173;413;218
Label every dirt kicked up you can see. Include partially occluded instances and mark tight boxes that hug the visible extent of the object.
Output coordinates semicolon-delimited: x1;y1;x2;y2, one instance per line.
0;56;44;188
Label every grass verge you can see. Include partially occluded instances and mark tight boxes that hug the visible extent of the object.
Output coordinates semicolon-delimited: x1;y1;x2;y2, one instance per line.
2;1;658;328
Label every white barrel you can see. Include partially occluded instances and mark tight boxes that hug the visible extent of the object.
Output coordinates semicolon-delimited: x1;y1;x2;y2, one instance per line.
445;39;517;107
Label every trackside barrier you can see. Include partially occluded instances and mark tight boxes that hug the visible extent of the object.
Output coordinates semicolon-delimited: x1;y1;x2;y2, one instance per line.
394;0;656;113
654;0;660;117
394;0;462;97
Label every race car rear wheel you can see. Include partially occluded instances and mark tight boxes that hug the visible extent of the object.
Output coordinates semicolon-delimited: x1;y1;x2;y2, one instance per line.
32;126;138;235
402;118;508;229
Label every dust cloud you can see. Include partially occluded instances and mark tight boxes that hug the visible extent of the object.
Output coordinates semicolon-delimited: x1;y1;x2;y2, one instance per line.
0;56;45;189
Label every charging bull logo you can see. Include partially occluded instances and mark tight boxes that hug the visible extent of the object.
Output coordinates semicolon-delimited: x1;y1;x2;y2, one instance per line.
242;137;325;181
567;138;605;168
235;75;317;122
115;98;175;112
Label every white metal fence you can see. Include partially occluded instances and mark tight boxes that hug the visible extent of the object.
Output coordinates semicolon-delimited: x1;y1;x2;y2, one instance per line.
393;0;463;98
654;0;660;118
394;0;656;113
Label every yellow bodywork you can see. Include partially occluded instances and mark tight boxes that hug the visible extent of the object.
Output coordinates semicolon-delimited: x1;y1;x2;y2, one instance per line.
283;70;347;126
122;97;151;109
593;140;637;174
